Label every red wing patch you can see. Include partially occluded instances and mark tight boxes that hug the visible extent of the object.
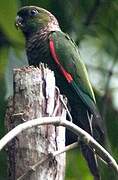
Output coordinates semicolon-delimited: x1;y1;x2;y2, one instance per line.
49;37;73;83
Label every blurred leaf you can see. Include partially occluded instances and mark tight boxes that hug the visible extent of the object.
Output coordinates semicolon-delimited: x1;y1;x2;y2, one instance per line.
21;0;51;9
0;48;8;77
0;0;23;44
65;149;93;180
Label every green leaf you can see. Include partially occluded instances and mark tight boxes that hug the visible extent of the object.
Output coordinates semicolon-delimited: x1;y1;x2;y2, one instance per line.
0;48;8;77
0;0;23;44
65;149;93;180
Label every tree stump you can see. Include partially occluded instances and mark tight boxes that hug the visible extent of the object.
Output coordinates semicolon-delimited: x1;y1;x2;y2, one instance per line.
5;65;66;180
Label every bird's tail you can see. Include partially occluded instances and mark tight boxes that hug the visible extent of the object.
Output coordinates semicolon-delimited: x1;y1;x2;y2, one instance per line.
80;142;101;180
69;98;103;179
76;109;101;180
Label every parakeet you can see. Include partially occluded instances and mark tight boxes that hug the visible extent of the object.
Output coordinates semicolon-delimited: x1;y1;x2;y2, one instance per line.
15;6;104;180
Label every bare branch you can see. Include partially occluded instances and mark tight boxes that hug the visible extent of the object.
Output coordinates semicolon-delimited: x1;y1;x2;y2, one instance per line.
1;117;118;174
53;142;78;156
17;142;79;180
17;155;52;180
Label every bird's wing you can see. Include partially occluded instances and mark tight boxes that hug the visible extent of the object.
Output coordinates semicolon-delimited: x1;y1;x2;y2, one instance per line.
48;31;98;116
48;31;105;179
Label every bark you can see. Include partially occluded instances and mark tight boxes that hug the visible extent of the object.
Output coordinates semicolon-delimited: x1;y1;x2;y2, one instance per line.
5;65;66;180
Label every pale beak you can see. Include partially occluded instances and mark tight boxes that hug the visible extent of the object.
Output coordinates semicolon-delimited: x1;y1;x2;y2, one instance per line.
15;16;23;29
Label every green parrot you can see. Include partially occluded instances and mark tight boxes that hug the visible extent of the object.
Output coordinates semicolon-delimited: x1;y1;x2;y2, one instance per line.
15;6;104;180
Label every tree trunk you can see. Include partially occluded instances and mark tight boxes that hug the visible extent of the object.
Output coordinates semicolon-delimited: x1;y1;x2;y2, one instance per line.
5;65;66;180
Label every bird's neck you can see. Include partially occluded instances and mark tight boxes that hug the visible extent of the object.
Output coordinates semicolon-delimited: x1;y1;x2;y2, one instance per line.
25;20;60;41
26;22;60;54
26;23;60;66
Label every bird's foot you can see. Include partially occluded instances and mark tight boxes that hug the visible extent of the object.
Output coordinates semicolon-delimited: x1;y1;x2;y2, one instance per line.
59;95;73;122
51;87;60;116
12;112;26;122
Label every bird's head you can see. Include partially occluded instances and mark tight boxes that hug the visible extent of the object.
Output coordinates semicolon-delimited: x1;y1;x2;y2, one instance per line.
15;6;60;38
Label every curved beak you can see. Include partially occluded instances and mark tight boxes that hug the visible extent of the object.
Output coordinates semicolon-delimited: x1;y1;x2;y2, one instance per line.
15;16;23;29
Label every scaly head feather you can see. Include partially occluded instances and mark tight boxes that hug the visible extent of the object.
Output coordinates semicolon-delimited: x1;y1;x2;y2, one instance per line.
15;6;60;38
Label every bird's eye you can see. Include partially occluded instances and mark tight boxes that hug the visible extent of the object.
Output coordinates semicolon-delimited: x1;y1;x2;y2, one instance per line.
30;9;38;16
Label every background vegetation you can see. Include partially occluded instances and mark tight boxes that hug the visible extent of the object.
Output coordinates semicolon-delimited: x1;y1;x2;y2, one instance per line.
0;0;118;179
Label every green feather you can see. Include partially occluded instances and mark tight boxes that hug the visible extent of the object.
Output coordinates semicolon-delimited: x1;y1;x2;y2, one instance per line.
49;31;96;111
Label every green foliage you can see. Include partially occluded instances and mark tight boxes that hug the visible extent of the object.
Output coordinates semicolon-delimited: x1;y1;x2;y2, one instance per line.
66;149;93;180
0;48;8;77
0;0;23;44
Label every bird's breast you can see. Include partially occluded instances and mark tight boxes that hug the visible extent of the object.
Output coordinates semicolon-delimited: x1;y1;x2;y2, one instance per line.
26;34;78;104
26;34;50;66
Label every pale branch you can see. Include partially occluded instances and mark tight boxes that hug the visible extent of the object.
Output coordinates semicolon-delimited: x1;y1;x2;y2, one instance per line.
53;142;78;157
18;140;108;180
17;140;109;180
52;87;72;122
1;117;118;174
17;142;79;180
54;142;108;166
18;142;79;180
17;139;109;180
59;95;72;122
17;155;52;180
